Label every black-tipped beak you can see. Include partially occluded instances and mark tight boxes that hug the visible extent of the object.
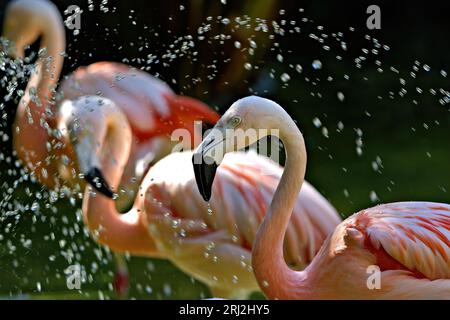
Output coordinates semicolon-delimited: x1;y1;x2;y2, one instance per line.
84;167;114;199
192;153;218;202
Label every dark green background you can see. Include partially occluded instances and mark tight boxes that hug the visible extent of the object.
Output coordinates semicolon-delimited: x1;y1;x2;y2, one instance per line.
0;0;449;299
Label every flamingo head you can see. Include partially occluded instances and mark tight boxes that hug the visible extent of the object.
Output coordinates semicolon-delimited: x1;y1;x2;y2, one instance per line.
1;0;53;59
63;97;130;200
193;96;286;201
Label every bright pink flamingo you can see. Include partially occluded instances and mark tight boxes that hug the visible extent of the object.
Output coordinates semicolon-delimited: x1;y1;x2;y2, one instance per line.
193;95;450;299
73;99;341;299
2;0;219;297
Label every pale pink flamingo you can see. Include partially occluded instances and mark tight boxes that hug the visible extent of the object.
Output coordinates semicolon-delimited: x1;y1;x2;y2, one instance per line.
73;98;341;299
2;0;219;297
193;95;450;299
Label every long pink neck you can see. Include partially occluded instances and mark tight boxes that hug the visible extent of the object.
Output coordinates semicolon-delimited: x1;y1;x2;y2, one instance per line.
252;121;312;299
13;6;65;187
20;6;65;121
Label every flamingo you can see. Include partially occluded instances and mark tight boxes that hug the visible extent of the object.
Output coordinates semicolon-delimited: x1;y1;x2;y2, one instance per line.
73;97;341;299
193;95;450;299
2;0;219;297
2;0;218;204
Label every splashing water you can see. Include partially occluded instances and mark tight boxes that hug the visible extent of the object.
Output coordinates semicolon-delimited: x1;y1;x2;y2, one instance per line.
0;3;449;300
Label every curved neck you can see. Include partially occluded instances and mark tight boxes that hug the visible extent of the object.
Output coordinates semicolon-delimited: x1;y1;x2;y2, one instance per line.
13;3;66;187
81;107;160;257
252;117;311;299
35;20;65;103
23;4;65;114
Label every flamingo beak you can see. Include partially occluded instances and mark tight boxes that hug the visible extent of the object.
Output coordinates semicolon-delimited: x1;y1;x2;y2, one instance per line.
84;167;115;199
192;153;218;202
192;128;226;201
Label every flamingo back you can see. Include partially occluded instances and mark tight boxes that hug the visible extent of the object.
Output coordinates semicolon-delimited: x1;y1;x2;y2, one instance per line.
59;61;219;142
58;61;173;135
344;202;450;279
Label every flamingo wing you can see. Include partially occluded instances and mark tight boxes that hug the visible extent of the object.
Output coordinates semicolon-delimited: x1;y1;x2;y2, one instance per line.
143;151;340;269
350;202;450;279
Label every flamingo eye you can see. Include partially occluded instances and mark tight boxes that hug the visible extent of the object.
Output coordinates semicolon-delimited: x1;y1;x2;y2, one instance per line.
230;116;241;127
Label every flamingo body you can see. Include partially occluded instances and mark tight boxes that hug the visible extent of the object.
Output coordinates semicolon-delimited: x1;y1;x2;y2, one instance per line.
139;151;341;297
281;202;450;299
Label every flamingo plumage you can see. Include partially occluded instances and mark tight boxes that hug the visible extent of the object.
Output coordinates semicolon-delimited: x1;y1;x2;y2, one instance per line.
2;0;219;297
193;95;450;299
75;99;341;299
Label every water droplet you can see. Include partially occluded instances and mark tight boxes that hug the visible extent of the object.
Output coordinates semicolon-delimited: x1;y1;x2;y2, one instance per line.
280;73;290;82
312;60;322;70
163;283;172;296
312;117;322;128
343;189;350;198
370;191;379;203
172;220;180;228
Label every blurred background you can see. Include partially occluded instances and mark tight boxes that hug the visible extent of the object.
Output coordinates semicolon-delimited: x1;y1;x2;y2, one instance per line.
0;0;449;299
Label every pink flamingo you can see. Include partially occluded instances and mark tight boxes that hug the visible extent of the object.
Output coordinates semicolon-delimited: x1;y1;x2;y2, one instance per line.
73;100;341;299
193;95;450;299
2;0;219;297
2;0;218;203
